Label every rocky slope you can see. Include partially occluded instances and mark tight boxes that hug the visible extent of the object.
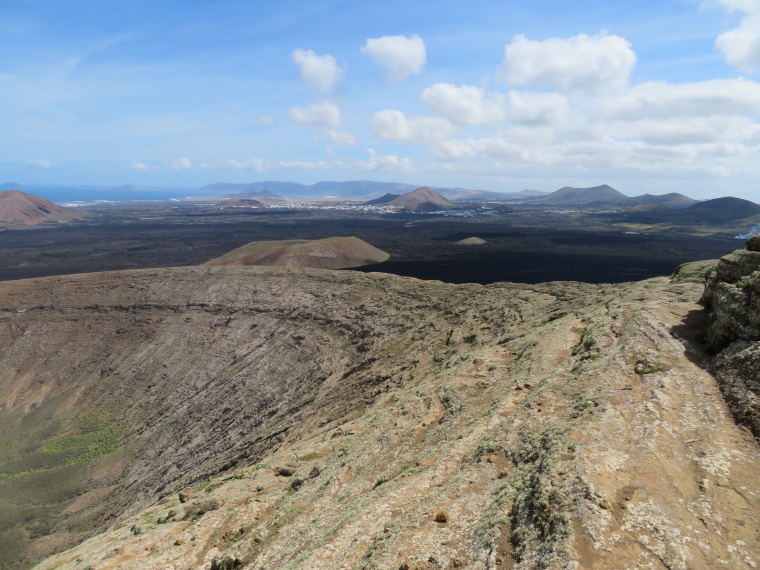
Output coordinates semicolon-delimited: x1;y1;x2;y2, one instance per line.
0;259;758;569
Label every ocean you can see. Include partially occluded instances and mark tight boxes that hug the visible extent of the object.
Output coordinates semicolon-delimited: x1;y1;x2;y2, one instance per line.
5;185;204;204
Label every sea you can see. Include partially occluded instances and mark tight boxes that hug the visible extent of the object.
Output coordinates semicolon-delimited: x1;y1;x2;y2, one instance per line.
4;185;205;205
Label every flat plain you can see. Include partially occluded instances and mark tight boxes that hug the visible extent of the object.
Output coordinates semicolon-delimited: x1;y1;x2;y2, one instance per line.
0;204;741;284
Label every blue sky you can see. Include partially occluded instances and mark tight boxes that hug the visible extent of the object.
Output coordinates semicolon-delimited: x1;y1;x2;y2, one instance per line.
2;0;760;199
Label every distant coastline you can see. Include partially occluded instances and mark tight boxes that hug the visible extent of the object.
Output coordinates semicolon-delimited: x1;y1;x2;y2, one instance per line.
3;185;200;204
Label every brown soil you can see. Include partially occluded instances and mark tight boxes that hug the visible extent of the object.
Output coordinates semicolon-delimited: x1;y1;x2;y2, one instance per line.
202;236;389;269
0;190;86;227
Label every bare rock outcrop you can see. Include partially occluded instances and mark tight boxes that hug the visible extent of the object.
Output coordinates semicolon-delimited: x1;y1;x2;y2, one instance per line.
713;341;760;437
701;242;760;348
701;235;760;438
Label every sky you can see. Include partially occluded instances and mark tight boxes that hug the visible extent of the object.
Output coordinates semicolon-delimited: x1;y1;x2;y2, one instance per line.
2;0;760;199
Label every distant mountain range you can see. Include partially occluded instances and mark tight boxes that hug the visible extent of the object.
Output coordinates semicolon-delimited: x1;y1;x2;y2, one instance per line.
199;181;418;199
529;184;698;209
528;185;760;226
198;180;540;201
5;181;757;220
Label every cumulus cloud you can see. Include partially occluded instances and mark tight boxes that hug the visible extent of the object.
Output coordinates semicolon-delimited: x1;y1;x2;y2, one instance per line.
505;91;569;125
257;115;276;127
131;161;149;170
370;109;454;145
501;33;636;93
608;116;760;146
358;148;417;173
170;157;192;170
361;35;426;81
325;129;358;146
288;100;342;128
28;159;57;168
716;14;760;72
420;84;506;125
292;48;344;92
288;101;357;146
602;78;760;120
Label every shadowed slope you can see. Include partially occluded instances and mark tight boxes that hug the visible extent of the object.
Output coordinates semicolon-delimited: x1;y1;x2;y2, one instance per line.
677;196;760;223
532;184;627;205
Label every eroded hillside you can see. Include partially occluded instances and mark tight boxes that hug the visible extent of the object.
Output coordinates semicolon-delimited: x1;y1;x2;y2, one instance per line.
0;262;758;569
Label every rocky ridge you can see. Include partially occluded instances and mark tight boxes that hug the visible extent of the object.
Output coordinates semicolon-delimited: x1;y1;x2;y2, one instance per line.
0;262;753;569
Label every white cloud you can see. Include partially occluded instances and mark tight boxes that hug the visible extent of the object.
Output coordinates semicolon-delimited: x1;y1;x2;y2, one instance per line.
420;84;506;125
288;101;357;146
29;159;57;168
131;161;149;170
278;161;330;170
358;148;417;173
403;135;760;177
199;158;336;172
501;33;636;93
506;91;569;125
170;157;192;170
370;109;454;145
288;100;342;128
603;78;760;120
608;116;760;146
716;14;760;72
435;139;479;161
717;0;760;14
325;128;358;146
361;35;426;81
257;115;276;127
292;48;343;92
